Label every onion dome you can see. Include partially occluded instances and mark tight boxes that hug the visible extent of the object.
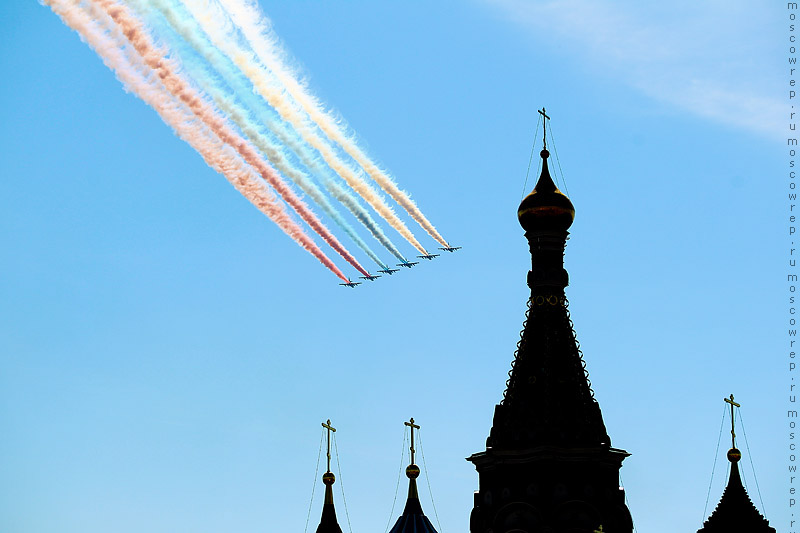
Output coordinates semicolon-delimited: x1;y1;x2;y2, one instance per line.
316;471;343;533
518;149;575;233
697;448;775;532
388;464;438;533
389;419;439;533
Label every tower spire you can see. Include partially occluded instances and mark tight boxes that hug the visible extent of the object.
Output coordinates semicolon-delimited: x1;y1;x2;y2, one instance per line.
315;419;343;533
499;111;605;446
388;418;438;533
467;118;633;532
698;395;775;532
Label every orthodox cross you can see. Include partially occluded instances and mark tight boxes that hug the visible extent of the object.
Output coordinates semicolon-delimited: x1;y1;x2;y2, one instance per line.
405;417;420;465
724;394;740;448
322;419;336;473
538;107;551;149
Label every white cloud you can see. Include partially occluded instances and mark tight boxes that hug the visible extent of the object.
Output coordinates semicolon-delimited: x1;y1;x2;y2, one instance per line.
481;0;782;139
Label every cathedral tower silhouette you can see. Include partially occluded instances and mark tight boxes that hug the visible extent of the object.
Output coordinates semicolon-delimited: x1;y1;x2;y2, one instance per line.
697;395;775;532
467;115;634;532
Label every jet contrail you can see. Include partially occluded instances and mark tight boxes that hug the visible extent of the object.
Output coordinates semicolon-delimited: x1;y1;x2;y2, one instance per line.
216;0;449;249
131;0;401;268
180;0;429;255
44;0;350;282
92;0;371;277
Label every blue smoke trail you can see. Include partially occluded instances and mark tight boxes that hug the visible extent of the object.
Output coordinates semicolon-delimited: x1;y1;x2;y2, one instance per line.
125;0;392;269
133;0;407;264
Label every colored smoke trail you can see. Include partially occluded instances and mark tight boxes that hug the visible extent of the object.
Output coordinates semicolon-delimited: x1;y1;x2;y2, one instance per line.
93;0;370;277
181;0;429;255
135;0;398;268
43;0;349;282
217;0;449;248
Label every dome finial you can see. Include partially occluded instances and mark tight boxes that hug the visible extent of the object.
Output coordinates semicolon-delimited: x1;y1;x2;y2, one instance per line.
404;417;422;497
518;107;574;233
724;394;742;462
404;417;420;474
538;107;550;151
321;419;337;480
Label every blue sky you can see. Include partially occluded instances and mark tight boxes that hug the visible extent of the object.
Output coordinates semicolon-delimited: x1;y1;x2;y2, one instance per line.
0;1;786;532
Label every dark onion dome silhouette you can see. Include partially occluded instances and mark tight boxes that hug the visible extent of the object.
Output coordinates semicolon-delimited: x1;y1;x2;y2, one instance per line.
388;418;439;533
698;396;775;533
316;471;343;533
316;420;343;533
467;109;633;532
517;148;575;234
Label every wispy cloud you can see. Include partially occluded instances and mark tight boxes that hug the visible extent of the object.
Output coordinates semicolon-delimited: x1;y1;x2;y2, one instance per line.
481;0;782;139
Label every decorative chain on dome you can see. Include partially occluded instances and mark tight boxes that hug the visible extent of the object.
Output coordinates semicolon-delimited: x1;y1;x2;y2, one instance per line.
564;298;596;400
502;297;533;404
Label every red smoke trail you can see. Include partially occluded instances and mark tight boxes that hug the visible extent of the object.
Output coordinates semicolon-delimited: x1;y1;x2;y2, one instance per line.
44;0;349;282
94;0;370;278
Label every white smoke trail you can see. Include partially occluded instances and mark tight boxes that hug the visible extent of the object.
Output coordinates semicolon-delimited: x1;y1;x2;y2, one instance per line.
132;0;397;268
217;0;449;248
181;0;429;255
90;0;371;277
43;0;351;281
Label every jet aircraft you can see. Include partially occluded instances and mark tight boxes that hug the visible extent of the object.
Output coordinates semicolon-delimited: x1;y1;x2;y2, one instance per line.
417;253;440;260
439;245;461;253
360;274;381;281
378;267;399;275
397;260;419;268
339;279;361;288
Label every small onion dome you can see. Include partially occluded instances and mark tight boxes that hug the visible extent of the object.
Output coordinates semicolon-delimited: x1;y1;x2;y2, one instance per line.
727;448;742;463
322;472;336;485
518;149;575;232
406;464;420;479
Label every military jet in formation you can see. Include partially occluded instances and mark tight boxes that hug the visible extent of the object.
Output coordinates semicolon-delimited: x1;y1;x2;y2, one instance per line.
439;245;461;253
339;247;461;286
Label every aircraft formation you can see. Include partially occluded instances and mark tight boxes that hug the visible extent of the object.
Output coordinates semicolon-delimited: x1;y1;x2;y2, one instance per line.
339;244;461;287
43;0;460;288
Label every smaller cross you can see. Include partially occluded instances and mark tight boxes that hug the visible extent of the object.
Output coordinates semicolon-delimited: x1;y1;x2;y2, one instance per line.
322;419;337;473
724;394;740;448
538;107;551;149
405;417;421;465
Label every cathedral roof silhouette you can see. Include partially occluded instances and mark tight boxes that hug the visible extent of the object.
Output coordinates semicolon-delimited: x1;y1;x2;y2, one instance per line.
315;471;343;533
698;396;774;533
311;113;773;533
468;112;633;532
697;452;775;533
387;464;438;533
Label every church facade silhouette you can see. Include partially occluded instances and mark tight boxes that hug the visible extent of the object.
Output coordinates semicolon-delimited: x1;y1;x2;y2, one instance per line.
313;115;774;533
